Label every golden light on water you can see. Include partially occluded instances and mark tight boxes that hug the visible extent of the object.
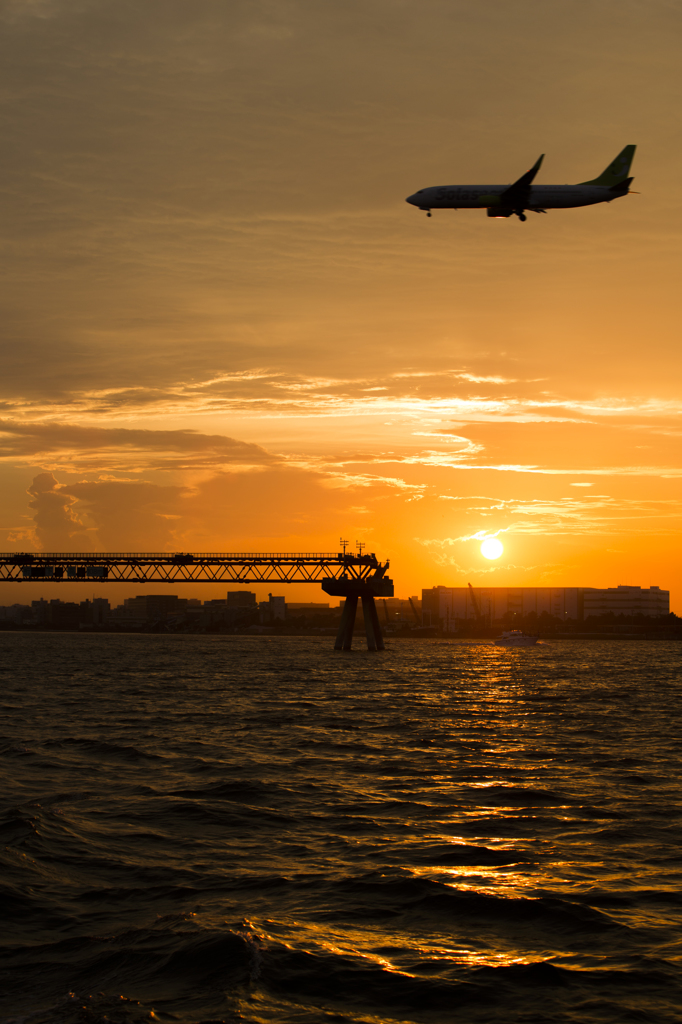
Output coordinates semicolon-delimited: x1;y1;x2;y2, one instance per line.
481;537;504;560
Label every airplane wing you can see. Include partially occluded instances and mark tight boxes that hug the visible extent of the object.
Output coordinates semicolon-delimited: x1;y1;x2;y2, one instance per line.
499;154;544;208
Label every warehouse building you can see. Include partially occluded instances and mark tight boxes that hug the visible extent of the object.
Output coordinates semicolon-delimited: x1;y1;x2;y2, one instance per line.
422;585;669;630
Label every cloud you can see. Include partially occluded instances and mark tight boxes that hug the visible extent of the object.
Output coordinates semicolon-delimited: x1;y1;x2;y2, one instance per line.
0;420;276;472
5;369;682;430
419;528;508;547
2;373;682;506
320;471;423;493
392;370;521;385
449;464;682;477
415;546;541;576
499;495;682;534
27;472;90;551
20;460;422;553
3;378;682;537
0;0;66;22
423;494;682;540
61;478;186;551
21;472;190;552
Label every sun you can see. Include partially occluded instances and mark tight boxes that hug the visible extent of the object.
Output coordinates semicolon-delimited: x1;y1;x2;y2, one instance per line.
480;537;504;560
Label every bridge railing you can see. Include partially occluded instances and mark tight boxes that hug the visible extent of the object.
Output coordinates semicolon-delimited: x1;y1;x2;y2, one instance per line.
0;551;351;560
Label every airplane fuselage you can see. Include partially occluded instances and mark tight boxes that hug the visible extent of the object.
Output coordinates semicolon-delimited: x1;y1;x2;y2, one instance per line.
406;183;624;212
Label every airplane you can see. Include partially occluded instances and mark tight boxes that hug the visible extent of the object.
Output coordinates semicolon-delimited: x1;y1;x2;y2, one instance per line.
405;145;636;222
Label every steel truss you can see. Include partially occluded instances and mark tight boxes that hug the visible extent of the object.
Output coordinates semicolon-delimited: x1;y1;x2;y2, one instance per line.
0;551;390;586
0;550;394;651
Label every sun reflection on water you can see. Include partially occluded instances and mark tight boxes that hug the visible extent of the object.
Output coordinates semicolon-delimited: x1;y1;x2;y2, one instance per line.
408;863;542;899
248;915;554;976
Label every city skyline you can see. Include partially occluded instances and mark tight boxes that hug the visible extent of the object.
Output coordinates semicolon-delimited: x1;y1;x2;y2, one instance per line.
1;582;671;623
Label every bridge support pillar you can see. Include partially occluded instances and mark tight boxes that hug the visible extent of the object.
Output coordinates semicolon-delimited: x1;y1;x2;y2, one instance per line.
334;594;358;651
362;595;384;651
325;573;393;651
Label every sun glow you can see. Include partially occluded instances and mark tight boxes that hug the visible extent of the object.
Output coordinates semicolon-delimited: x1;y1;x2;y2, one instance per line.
480;537;504;559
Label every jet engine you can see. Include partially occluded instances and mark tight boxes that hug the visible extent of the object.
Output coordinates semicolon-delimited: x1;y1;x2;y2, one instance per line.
486;208;513;218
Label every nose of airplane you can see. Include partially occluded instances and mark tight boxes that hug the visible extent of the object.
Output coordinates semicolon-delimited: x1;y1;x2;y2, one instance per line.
405;193;419;206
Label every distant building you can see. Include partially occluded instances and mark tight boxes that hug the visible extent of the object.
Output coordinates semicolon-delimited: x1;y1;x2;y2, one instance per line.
82;598;110;625
227;591;257;607
28;598;110;628
259;594;286;624
378;596;422;626
583;586;669;618
48;601;84;628
422;585;669;628
32;599;50;625
287;602;332;614
0;603;32;625
113;594;188;626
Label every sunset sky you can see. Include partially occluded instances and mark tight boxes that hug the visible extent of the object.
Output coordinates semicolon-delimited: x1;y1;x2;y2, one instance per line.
1;0;681;609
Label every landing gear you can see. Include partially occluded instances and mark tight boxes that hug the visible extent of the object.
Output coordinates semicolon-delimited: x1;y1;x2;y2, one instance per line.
426;210;432;217
516;211;527;222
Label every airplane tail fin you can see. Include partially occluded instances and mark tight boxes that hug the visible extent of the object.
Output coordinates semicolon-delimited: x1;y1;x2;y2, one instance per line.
578;145;636;187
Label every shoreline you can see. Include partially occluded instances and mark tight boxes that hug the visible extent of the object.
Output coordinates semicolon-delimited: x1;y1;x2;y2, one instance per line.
0;625;680;641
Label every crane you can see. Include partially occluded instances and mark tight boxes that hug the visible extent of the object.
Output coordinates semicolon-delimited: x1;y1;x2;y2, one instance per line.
408;597;421;625
468;583;483;622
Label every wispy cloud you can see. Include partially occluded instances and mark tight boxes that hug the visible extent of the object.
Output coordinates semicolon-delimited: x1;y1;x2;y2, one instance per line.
420;528;508;545
425;494;682;539
3;400;682;488
391;370;521;385
446;463;682;477
4;370;681;429
0;420;276;472
499;495;682;534
415;546;544;576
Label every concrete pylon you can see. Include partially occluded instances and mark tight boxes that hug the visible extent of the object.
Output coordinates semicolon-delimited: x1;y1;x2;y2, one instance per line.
362;594;384;651
334;594;358;651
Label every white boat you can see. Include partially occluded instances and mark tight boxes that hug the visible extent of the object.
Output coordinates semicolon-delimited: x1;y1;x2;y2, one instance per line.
493;630;539;647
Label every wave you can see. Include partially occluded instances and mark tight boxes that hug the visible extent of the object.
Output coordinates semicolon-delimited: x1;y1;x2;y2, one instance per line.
44;736;166;762
2;634;681;1023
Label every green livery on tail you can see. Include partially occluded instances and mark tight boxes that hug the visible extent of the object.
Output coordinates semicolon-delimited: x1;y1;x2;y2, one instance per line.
578;145;637;187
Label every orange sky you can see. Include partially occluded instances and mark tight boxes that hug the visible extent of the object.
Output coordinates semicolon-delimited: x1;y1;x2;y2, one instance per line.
1;0;681;610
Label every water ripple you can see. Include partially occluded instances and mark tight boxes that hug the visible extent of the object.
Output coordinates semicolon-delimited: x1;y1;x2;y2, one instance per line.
0;634;680;1023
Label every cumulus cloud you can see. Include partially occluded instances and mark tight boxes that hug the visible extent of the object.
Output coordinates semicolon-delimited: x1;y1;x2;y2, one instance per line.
61;479;186;551
27;472;90;551
21;462;419;553
22;471;191;552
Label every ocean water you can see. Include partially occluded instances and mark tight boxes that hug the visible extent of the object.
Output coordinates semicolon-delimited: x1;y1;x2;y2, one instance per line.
1;633;681;1024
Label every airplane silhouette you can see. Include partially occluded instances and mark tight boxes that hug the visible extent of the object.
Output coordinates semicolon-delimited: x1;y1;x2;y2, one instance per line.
406;145;636;222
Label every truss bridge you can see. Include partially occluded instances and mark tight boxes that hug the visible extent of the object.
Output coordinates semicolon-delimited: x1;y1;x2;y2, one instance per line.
0;551;394;650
